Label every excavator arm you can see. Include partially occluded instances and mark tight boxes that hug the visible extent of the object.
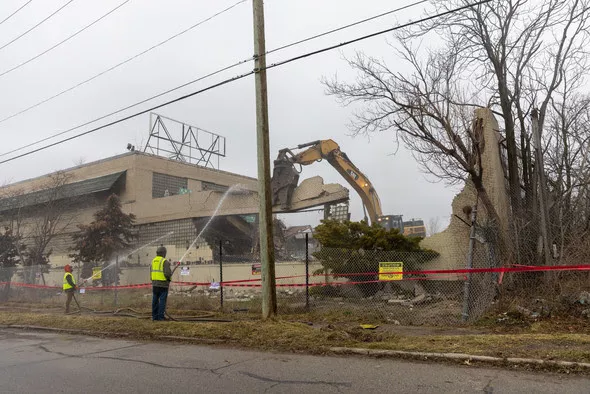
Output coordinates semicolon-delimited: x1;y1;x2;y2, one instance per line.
271;139;383;224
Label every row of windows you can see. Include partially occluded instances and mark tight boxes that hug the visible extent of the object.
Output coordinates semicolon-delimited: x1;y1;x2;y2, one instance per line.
151;173;228;199
136;218;208;248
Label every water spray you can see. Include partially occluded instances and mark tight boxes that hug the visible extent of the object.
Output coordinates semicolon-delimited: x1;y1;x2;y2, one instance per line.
170;185;244;277
177;185;241;264
81;231;175;282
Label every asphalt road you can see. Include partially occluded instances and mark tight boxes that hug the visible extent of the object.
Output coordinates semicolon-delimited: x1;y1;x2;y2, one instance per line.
0;328;589;393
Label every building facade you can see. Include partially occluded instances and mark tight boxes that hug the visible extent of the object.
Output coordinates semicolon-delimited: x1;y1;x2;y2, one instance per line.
0;151;348;269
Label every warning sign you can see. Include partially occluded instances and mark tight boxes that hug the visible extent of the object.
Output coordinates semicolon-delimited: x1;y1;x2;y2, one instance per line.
92;267;102;280
251;263;261;275
379;262;403;281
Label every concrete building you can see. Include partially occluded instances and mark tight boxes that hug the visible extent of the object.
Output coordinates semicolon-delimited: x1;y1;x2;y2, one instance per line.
0;151;348;268
403;219;426;238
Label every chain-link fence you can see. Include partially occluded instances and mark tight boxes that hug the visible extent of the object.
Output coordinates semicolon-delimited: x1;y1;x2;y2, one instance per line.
2;234;588;325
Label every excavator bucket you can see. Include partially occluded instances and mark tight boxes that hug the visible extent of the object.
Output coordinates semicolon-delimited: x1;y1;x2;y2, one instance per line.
271;150;299;210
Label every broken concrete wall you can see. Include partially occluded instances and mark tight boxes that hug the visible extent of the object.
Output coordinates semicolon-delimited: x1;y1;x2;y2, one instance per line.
421;109;510;273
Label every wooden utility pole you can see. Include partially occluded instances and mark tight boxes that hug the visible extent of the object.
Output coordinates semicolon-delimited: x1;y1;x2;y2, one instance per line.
531;108;552;266
252;0;277;318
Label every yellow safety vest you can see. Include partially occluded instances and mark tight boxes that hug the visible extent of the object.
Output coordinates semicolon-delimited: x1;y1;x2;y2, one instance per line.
63;272;75;290
151;256;167;281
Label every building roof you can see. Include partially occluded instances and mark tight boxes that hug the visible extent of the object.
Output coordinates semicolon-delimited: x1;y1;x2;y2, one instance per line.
0;171;125;213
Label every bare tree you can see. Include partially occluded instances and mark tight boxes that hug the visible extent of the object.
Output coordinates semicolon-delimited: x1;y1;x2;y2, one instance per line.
26;172;74;266
324;48;499;223
405;0;590;211
73;157;86;166
427;216;442;236
324;0;590;265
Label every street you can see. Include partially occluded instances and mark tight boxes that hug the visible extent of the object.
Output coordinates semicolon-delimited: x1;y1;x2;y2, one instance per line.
0;328;588;393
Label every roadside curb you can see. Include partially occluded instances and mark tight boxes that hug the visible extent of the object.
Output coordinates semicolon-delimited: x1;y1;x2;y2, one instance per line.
0;324;225;344
3;324;589;370
0;324;127;337
329;347;590;369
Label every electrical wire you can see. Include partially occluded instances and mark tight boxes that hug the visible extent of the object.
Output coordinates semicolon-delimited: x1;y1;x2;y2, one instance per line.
265;0;429;56
0;0;431;157
0;0;33;26
0;69;255;165
0;0;490;165
0;0;131;79
0;0;76;51
0;0;247;125
0;59;253;158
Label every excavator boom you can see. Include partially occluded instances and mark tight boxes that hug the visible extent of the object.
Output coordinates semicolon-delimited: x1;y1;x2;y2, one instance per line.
271;139;384;224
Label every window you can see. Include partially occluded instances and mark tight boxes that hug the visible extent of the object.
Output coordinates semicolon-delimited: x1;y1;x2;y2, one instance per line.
201;181;229;192
152;172;188;198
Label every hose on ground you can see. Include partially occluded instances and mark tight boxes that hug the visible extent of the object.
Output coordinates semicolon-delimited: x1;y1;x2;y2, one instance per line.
66;305;228;322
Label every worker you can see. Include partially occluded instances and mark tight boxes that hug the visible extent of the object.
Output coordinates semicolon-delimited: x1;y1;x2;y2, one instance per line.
151;245;172;321
63;264;77;314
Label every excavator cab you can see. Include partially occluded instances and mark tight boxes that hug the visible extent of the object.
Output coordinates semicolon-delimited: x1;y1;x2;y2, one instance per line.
271;148;300;210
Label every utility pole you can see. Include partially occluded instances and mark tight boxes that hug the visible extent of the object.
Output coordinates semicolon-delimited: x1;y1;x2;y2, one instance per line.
252;0;277;318
531;108;552;266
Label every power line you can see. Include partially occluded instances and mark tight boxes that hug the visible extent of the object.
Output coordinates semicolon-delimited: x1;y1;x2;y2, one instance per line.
265;0;429;56
0;0;490;165
0;59;252;158
0;0;428;132
0;0;247;125
0;0;130;79
0;0;33;26
0;71;256;165
0;0;76;52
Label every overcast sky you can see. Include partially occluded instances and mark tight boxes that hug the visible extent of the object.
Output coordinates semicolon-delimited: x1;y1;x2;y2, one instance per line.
0;0;458;230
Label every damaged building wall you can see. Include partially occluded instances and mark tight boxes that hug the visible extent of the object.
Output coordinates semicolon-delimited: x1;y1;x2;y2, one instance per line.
421;108;510;273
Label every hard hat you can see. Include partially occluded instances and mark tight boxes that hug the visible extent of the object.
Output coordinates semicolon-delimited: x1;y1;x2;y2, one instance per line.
156;245;167;257
64;264;72;272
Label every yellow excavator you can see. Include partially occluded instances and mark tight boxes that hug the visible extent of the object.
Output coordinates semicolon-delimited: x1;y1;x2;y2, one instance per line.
271;139;397;227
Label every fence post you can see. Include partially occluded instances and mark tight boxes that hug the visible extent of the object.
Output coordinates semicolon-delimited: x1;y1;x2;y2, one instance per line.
219;239;224;311
305;233;310;311
114;255;119;307
462;206;477;322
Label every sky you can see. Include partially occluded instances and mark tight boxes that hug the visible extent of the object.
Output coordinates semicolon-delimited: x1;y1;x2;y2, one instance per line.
0;0;458;231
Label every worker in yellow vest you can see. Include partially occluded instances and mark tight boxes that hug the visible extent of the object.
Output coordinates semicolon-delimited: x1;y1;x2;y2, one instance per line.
151;246;172;321
63;264;77;313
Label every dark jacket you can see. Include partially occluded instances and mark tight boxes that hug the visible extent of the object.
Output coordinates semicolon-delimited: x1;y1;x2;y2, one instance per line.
152;259;172;288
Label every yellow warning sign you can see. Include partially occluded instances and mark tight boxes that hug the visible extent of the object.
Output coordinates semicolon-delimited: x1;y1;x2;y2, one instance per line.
92;267;102;280
379;262;403;281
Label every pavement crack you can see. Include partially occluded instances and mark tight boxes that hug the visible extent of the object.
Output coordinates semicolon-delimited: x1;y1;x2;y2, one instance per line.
240;371;352;388
483;376;496;393
38;343;142;358
264;383;280;393
211;357;259;376
89;355;211;371
38;344;213;371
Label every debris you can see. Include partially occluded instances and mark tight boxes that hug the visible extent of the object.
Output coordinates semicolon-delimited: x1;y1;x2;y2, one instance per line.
578;291;590;305
582;309;590;319
360;324;379;330
388;299;406;304
516;306;534;317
